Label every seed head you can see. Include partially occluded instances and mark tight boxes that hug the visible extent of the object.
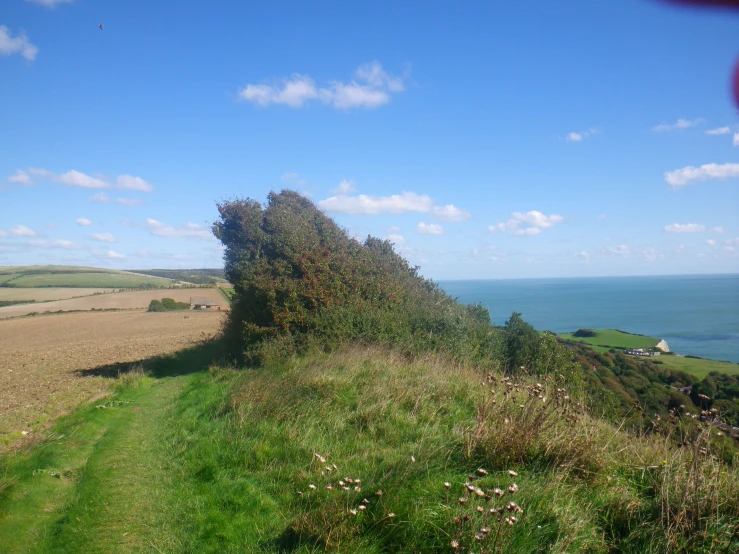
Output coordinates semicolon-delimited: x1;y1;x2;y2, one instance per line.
508;470;518;477
458;497;468;505
349;509;357;515
451;540;459;549
314;453;326;463
308;484;316;490
387;513;395;518
358;505;366;511
493;488;504;497
444;482;451;489
411;455;416;463
477;506;484;513
375;489;382;496
508;483;519;493
477;468;488;476
475;532;484;540
355;486;361;493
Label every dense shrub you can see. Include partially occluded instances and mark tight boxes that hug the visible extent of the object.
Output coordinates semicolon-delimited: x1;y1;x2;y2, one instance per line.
573;328;597;337
147;298;189;312
213;191;508;366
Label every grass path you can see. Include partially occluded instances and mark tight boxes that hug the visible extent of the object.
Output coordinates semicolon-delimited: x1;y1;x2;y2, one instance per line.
42;376;183;553
0;344;215;553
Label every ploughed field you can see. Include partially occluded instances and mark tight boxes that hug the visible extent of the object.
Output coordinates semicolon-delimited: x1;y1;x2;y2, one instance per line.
0;310;224;451
0;288;224;318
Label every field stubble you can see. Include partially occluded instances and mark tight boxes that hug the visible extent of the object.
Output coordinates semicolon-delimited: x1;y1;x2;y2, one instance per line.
0;288;223;319
0;310;224;451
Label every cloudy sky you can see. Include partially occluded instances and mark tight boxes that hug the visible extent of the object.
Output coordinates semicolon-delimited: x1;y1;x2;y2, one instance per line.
1;0;738;279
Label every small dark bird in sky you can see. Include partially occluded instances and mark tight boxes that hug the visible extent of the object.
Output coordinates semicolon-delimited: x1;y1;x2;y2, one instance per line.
99;24;104;30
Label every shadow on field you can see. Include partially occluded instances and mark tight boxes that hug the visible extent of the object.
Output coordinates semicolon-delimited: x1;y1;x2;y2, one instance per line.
74;338;228;379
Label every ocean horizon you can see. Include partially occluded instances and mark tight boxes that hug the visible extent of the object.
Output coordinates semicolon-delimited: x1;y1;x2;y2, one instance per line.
438;273;739;364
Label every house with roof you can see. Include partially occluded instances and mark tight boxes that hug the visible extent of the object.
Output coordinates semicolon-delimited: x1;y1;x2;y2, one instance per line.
190;296;225;310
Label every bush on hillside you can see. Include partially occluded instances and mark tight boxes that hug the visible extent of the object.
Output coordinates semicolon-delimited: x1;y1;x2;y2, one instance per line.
147;298;189;312
573;328;597;337
213;190;504;366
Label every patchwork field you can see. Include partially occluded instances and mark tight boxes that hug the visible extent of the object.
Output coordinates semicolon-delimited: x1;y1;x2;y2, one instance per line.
3;272;174;288
0;288;115;302
0;265;176;288
0;310;224;451
0;288;225;318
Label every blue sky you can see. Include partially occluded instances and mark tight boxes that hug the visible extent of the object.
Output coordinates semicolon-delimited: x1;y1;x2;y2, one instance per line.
1;0;738;279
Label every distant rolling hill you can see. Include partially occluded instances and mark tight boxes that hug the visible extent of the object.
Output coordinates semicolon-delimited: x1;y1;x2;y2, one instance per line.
129;268;227;285
0;265;176;288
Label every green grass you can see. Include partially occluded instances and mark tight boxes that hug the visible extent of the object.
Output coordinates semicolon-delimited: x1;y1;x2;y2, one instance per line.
655;355;739;379
558;329;660;350
0;274;20;284
6;272;174;288
2;344;737;552
216;286;233;305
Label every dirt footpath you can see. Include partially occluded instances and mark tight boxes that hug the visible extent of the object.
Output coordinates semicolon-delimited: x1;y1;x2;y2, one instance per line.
0;310;224;451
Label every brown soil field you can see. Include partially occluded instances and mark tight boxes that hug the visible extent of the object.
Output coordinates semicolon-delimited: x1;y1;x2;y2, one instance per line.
0;310;223;452
0;287;116;302
0;288;225;319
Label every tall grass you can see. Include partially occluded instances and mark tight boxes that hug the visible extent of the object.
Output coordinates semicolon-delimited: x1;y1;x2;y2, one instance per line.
158;346;739;552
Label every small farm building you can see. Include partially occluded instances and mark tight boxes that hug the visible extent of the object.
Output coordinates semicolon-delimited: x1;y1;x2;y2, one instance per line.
190;296;222;310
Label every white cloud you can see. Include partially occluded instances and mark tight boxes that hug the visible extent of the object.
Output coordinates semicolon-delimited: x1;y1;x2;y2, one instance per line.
597;214;609;221
734;132;739;147
417;222;444;235
488;210;564;236
239;61;405;110
11;225;36;237
27;239;80;250
565;128;598;142
664;223;707;233
386;226;400;233
116;175;154;192
76;218;92;226
7;170;32;184
677;244;685;253
105;250;125;259
91;232;115;243
56;170;108;188
90;193;110;203
665;163;739;187
0;26;38;62
386;233;405;244
0;229;6;237
605;244;631;257
318;191;433;215
281;172;307;187
706;239;716;246
26;0;74;6
705;127;731;136
115;197;144;206
7;168;154;191
145;218;213;240
432;204;471;222
652;118;704;132
333;179;356;194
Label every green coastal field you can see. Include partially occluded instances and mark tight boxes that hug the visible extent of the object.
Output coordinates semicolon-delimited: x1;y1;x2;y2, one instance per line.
559;328;739;378
0;266;174;288
558;329;659;350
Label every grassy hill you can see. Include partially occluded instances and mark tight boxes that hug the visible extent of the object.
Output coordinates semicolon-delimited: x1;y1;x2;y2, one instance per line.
1;343;737;553
129;268;227;285
559;329;739;378
0;266;175;288
558;329;660;350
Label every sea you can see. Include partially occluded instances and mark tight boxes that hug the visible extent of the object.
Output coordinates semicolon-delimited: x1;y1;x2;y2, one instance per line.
438;274;739;364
